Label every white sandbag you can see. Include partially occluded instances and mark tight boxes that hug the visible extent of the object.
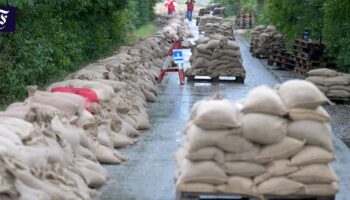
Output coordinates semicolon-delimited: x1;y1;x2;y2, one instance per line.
278;80;329;109
288;164;338;184
290;146;335;166
242;85;288;116
242;113;287;145
287;120;333;151
193;100;241;130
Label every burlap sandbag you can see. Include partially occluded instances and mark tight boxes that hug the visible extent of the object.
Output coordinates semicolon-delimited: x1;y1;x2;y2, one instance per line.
287;120;333;151
242;113;287;145
176;182;216;193
0;126;22;144
223;41;240;50
16;180;51;200
327;89;350;98
216;177;259;197
30;91;83;116
288;164;338;184
195;36;210;44
222;162;266;177
278;80;329;109
185;147;225;164
288;106;331;122
305;76;326;85
257;177;305;196
307;67;338;78
112;133;135;148
254;160;299;184
185;124;252;153
178;159;227;185
242;85;288;116
328;85;350;92
296;182;339;196
290;146;335;166
197;44;213;55
256;137;305;162
193;100;241;130
206;40;221;50
325;75;350;86
192;57;210;69
224;145;260;162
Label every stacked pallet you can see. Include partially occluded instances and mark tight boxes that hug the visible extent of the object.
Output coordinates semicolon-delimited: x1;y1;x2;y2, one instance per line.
176;80;339;200
250;25;287;58
293;39;331;77
235;13;255;29
267;49;295;70
186;36;245;81
306;68;350;103
198;15;235;40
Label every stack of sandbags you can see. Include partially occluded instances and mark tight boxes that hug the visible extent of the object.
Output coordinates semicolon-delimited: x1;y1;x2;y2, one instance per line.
198;15;234;40
187;35;244;77
0;16;192;199
306;68;350;99
176;80;339;198
250;25;286;57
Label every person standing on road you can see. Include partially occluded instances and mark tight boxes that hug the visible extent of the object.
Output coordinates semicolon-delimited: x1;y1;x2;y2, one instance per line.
186;0;194;21
168;1;175;17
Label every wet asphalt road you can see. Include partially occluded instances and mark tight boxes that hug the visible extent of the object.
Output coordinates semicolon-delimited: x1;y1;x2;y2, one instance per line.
97;20;350;200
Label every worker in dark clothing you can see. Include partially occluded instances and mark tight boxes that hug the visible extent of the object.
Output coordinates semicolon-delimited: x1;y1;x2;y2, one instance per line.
186;0;195;21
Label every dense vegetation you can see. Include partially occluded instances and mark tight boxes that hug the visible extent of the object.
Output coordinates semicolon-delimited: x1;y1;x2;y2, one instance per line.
213;0;350;72
0;0;157;105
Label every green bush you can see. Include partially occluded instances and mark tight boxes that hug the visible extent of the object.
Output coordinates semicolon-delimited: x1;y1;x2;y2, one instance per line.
0;0;158;105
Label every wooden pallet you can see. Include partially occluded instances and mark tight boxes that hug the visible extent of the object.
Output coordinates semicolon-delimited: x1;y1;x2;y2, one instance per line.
176;191;335;200
329;97;350;105
187;75;245;83
294;66;308;77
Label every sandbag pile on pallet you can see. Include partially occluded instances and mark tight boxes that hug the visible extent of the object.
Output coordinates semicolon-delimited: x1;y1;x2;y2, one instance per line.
250;25;287;57
198;15;234;40
186;35;244;77
306;68;350;100
175;80;339;198
0;17;188;200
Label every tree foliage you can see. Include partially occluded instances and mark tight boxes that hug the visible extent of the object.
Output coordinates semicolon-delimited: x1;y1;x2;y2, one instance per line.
0;0;157;105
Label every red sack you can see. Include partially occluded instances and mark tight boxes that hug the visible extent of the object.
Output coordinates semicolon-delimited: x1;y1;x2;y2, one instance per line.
51;87;99;113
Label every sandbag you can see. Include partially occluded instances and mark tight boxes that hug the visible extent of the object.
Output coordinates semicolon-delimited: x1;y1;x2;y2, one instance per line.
290;146;335;166
296;183;339;196
257;177;305;196
178;159;227;185
254;160;299;184
193;100;241;130
287;120;333;151
325;76;350;86
288;164;338;184
185;124;252;153
307;68;338;77
242;85;288;116
278;80;329;109
288;107;331;122
216;177;259;197
256;137;305;162
222;162;266;177
305;76;326;85
224;145;260;162
242;113;287;145
185;147;225;164
327;89;350;98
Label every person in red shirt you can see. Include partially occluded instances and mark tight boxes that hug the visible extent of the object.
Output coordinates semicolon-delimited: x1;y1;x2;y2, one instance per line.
186;0;195;21
168;1;175;16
